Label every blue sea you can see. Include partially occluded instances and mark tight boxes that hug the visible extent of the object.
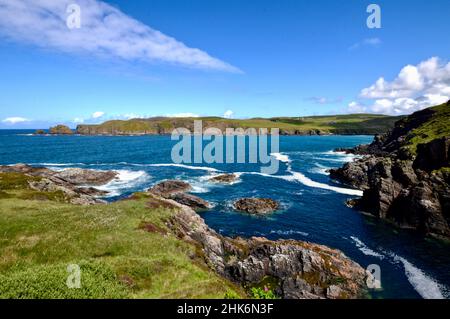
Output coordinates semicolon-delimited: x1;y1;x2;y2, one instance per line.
1;130;449;299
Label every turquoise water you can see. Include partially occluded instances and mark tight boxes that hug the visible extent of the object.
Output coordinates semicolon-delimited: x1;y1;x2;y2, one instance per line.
1;130;449;299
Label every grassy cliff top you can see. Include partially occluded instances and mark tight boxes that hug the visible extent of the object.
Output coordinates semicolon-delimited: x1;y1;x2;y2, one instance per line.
403;102;450;154
0;172;243;299
76;113;402;135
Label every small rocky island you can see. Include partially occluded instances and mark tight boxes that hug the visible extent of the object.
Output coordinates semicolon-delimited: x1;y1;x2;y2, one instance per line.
233;197;279;214
330;101;450;240
49;125;73;135
209;173;239;184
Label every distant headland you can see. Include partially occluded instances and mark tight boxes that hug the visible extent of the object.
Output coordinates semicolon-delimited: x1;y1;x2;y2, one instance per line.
36;113;403;136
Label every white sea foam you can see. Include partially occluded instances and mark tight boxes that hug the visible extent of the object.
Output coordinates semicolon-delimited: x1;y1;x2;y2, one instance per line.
309;163;330;175
270;230;309;237
286;170;363;196
385;251;446;299
350;236;385;259
270;152;291;163
347;237;448;299
240;170;363;196
95;170;150;197
149;163;220;172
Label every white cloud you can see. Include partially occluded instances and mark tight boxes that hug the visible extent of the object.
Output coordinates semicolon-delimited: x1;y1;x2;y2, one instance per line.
349;38;382;51
0;0;241;73
223;110;234;119
307;96;343;105
91;111;105;119
2;117;30;124
73;117;84;123
349;57;450;114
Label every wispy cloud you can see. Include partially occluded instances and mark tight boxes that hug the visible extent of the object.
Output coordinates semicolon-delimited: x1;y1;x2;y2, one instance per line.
2;117;31;124
306;96;344;105
0;0;241;73
349;37;382;51
348;57;450;114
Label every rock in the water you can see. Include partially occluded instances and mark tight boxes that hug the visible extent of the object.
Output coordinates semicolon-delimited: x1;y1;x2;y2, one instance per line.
209;174;238;184
148;180;192;197
49;125;73;135
234;198;279;214
165;198;367;299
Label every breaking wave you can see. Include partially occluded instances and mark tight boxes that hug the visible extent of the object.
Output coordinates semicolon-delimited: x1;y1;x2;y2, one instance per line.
94;170;151;197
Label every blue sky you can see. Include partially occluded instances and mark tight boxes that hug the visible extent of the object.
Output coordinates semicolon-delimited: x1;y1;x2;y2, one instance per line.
0;0;449;128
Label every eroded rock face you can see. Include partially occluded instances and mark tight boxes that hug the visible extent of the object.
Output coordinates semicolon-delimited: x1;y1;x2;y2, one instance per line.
165;198;367;299
234;198;279;214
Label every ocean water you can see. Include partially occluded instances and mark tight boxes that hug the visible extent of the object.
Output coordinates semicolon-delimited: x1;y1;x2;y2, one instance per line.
1;130;449;299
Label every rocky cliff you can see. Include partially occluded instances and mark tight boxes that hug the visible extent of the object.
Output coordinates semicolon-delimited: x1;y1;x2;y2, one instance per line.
163;195;367;299
330;102;450;239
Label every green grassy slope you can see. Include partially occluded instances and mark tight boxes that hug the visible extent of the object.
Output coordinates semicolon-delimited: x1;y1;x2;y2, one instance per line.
76;113;402;135
402;102;450;154
0;173;244;299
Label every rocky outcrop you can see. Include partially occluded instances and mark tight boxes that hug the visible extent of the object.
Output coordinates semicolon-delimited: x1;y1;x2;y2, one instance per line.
170;193;211;210
49;125;73;135
165;197;367;299
0;164;117;205
148;180;211;210
330;103;450;239
209;174;238;184
233;198;279;215
148;180;191;197
52;168;117;186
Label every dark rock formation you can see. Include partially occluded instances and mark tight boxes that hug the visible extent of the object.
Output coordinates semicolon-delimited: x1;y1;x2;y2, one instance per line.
49;125;73;135
148;180;191;197
148;180;211;211
165;198;367;299
209;173;238;184
0;164;117;205
234;198;279;214
34;129;46;135
330;103;450;239
170;193;211;210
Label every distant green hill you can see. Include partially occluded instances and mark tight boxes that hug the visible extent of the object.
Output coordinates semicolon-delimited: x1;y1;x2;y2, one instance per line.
76;113;403;135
